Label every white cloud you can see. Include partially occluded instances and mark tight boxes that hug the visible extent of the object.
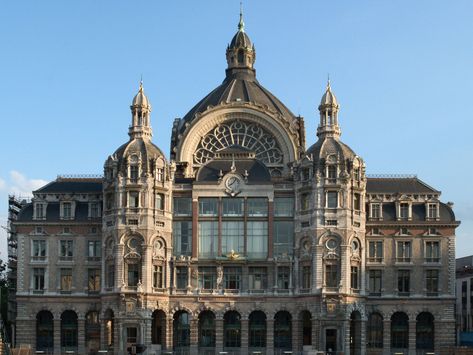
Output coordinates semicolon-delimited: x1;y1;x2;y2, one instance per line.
8;170;48;197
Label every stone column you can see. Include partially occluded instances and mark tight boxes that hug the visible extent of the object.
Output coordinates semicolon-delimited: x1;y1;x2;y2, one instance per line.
312;318;320;350
53;318;61;355
408;319;416;355
344;319;350;355
241;318;249;354
360;319;367;355
190;318;199;353
215;318;224;353
382;319;391;355
266;319;274;355
143;317;152;348
292;316;300;353
78;317;86;354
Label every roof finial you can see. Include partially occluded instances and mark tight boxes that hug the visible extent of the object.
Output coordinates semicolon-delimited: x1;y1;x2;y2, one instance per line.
238;1;245;32
139;74;143;92
327;74;331;90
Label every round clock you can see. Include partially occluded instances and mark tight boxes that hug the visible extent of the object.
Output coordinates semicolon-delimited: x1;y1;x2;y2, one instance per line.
225;176;241;192
326;239;337;250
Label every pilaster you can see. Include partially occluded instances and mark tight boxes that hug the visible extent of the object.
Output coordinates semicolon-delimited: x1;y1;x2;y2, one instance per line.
408;319;416;354
266;319;274;355
241;318;249;354
78;318;86;355
382;319;391;355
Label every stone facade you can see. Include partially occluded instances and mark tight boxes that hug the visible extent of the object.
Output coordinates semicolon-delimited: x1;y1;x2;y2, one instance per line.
9;12;459;355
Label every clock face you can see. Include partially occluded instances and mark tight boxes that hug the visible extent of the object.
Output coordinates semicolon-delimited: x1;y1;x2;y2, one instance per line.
326;239;337;250
225;176;241;191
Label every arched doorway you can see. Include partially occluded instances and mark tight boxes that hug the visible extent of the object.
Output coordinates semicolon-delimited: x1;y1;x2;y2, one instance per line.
301;311;312;346
104;309;114;349
249;311;266;349
350;311;361;355
61;310;78;352
367;312;383;349
416;312;434;351
36;311;53;352
224;311;241;349
152;310;166;346
391;312;408;351
173;311;190;350
274;311;292;350
199;311;216;349
85;311;100;353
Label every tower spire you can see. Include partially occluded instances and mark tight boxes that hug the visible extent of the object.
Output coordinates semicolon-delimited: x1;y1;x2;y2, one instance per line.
238;2;245;31
317;80;341;139
129;81;152;141
226;3;255;72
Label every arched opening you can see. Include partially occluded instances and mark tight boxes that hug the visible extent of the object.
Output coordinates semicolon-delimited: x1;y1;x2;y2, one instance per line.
237;49;244;64
173;311;190;350
350;311;362;355
61;310;78;352
274;311;292;350
301;310;312;346
367;312;383;349
36;310;53;352
152;310;166;345
85;311;100;353
391;312;408;350
249;311;266;349
199;310;216;348
224;311;241;348
104;309;114;349
416;312;434;351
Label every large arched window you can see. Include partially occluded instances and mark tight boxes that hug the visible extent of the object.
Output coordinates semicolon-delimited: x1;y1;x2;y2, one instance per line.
391;312;408;350
301;311;312;346
173;311;190;349
249;311;266;348
124;236;143;288
350;311;362;355
274;311;292;350
152;310;166;345
367;312;383;348
224;311;241;348
416;312;434;350
61;310;78;351
199;311;216;348
36;311;53;352
104;309;114;348
85;311;100;353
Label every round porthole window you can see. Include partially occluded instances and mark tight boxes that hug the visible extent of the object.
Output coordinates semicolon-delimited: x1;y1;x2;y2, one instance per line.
326;239;337;250
351;240;359;251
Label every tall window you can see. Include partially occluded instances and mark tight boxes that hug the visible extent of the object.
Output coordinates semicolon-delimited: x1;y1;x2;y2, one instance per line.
36;311;53;352
326;191;338;208
222;198;244;216
223;267;241;290
300;194;310;211
302;266;311;290
399;203;409;219
129;165;139;181
222;221;244;254
173;197;192;216
198;311;216;347
88;269;100;292
90;202;100;218
59;240;74;260
274;311;292;349
173;312;190;348
391;312;408;349
199;267;216;290
425;241;440;262
277;266;290;289
85;311;100;352
61;311;78;350
273;221;294;256
247;221;268;259
397;270;410;295
351;266;359;290
325;264;338;287
106;263;114;288
199;198;218;217
396;241;411;262
176;267;188;289
367;313;383;348
353;193;361;211
426;270;439;295
155;193;165;210
247;198;268;217
274;197;294;217
371;203;381;218
129;192;139;208
173;221;192;256
327;165;337;180
127;263;140;287
153;265;163;288
32;240;47;260
369;269;382;295
63;202;72;219
198;221;218;258
427;203;438;219
249;267;267;291
249;311;266;348
35;203;46;219
87;241;101;259
224;311;241;348
33;268;45;290
368;241;383;262
416;312;434;350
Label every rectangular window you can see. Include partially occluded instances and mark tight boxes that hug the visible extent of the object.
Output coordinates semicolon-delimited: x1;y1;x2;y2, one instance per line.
60;240;74;260
222;198;244;217
327;165;337;180
351;266;359;290
198;198;218;217
153;265;163;288
126;327;138;344
176;267;188;289
425;241;440;262
369;269;382;295
428;203;438;219
173;221;192;256
129;165;139;181
247;221;268;259
273;221;294;256
353;194;361;211
300;194;310;211
173;197;192;216
88;269;100;292
106;263;114;288
32;240;47;259
371;203;381;218
33;268;45;290
90;202;100;218
368;241;383;262
199;267;216;290
60;268;72;292
127;263;140;287
88;241;101;259
399;203;409;219
277;266;290;289
223;267;241;290
35;203;46;219
325;264;338;288
155;193;165;210
156;168;164;182
221;221;244;255
63;202;72;219
396;241;411;262
247;198;268;217
249;267;267;290
326;191;338;208
129;192;140;208
198;221;218;258
302;266;311;289
426;269;439;295
274;197;294;217
398;269;410;295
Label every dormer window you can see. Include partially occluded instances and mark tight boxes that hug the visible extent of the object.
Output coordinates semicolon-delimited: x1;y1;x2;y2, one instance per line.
156;168;164;182
370;203;382;219
354;168;360;181
427;203;438;219
327;165;337;181
130;165;139;182
34;203;46;220
62;202;72;220
399;203;410;220
89;202;101;218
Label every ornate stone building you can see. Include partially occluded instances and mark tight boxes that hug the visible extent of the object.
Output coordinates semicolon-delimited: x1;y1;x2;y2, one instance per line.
9;12;459;355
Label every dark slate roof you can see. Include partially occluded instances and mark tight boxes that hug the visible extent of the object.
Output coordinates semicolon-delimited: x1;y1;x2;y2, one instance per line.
306;137;356;161
177;68;296;137
16;202;100;222
366;177;439;194
368;201;455;223
196;158;271;183
35;179;103;194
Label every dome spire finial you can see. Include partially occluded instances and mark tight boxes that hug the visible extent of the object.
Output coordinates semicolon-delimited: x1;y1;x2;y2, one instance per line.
238;1;245;32
317;80;341;139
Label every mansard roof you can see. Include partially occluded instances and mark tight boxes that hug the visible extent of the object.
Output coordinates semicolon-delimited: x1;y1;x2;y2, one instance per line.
366;177;439;194
16;201;99;222
34;178;102;194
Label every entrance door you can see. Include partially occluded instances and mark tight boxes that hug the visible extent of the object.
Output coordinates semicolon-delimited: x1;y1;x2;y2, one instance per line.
325;329;337;353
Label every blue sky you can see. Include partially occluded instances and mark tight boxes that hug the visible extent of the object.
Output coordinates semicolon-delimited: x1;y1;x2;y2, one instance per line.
0;0;472;258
